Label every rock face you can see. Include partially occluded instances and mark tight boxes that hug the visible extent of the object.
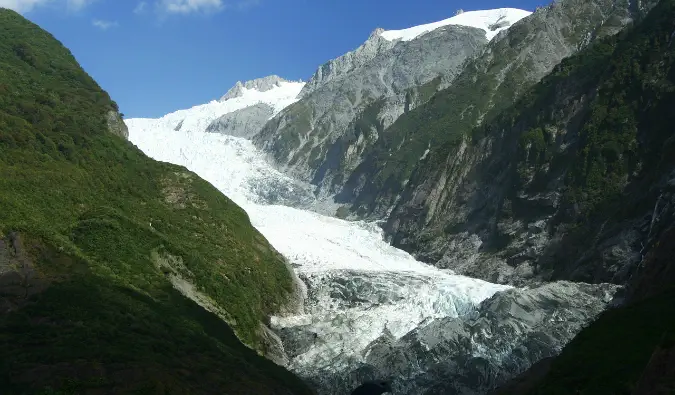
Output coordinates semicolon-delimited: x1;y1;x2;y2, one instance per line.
206;103;274;138
299;28;398;97
340;0;649;220
259;0;660;291
106;109;129;139
253;24;489;198
374;0;665;288
0;233;50;314
286;281;617;395
251;0;643;218
221;75;291;101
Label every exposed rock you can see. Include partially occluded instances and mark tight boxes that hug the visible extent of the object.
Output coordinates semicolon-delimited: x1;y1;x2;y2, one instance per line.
221;75;292;101
254;25;488;197
299;30;398;96
343;0;649;219
106;110;129;139
206;103;274;138
339;0;664;288
291;281;618;395
0;233;53;314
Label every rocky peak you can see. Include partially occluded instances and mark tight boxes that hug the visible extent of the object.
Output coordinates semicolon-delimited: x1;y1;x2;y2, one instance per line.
220;75;291;101
369;27;386;39
299;30;398;97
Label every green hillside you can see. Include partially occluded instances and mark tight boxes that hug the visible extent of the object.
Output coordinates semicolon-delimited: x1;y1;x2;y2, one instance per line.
488;0;675;392
0;8;312;394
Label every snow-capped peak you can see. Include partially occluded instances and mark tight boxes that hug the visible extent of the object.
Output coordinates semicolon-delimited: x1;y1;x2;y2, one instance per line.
128;77;304;135
379;8;532;42
221;75;301;101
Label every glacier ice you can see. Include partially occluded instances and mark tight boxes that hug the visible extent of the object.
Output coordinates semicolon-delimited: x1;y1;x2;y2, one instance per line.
126;78;617;394
125;81;510;383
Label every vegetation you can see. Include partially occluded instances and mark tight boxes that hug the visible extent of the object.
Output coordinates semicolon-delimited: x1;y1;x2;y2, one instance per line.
469;0;675;280
0;8;311;394
341;5;551;215
494;288;675;395
525;289;675;394
267;100;311;165
491;0;675;392
343;0;649;218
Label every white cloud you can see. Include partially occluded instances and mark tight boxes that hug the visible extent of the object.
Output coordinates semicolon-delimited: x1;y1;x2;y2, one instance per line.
0;0;49;13
133;1;147;14
92;18;118;30
236;0;258;10
157;0;223;14
66;0;94;11
0;0;95;13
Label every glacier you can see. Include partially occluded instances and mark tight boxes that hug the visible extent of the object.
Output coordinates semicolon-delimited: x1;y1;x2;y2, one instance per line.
126;80;510;367
125;17;617;391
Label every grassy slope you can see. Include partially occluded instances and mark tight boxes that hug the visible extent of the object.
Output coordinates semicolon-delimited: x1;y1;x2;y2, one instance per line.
0;8;312;394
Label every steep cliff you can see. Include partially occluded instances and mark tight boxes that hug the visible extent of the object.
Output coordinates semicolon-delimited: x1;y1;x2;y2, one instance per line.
0;9;312;394
486;2;675;385
377;0;665;288
253;16;505;197
339;0;650;221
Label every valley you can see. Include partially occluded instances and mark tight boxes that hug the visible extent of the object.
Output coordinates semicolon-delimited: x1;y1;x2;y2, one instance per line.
1;0;674;394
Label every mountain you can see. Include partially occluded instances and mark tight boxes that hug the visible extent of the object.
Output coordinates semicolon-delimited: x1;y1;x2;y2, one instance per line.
122;0;674;393
378;0;661;286
323;0;659;284
0;8;312;394
5;0;673;393
252;8;532;199
204;76;305;139
478;0;675;391
298;8;532;96
288;0;671;391
124;75;620;395
240;0;673;392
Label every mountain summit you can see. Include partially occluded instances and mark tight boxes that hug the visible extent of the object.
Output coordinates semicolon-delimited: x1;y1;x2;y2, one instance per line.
220;75;301;101
377;8;532;42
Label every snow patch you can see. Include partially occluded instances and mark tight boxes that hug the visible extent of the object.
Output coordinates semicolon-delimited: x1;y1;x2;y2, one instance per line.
138;80;304;136
379;8;532;42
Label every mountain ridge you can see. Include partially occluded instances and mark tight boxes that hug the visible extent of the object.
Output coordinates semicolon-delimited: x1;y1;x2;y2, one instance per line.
221;75;303;101
0;8;313;394
13;0;671;393
377;8;532;42
299;7;531;97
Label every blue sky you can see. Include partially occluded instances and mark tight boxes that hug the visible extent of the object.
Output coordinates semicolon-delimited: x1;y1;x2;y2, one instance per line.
6;0;546;118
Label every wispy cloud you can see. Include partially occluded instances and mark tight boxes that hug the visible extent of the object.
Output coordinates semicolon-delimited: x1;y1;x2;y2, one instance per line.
0;0;95;13
156;0;224;15
236;0;258;10
133;1;147;14
67;0;96;11
92;18;118;30
0;0;50;13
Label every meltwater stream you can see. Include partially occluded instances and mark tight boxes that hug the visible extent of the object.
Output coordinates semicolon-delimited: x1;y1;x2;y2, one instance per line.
126;103;617;394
